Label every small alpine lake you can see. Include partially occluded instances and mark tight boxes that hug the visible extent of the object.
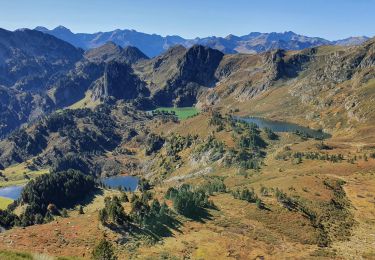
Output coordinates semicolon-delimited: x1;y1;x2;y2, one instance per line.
238;116;331;139
101;175;139;191
0;185;24;200
0;175;139;201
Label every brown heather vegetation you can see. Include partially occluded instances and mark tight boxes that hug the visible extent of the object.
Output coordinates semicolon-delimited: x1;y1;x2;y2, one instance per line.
0;37;374;259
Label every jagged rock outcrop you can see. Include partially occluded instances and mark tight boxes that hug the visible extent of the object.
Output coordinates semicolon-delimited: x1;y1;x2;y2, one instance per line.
122;46;149;64
48;61;105;108
92;61;150;101
198;37;375;132
134;45;224;106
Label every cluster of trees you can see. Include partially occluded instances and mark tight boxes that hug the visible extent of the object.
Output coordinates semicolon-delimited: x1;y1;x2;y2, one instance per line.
232;187;264;209
52;153;91;173
275;188;300;211
293;152;344;163
292;151;372;164
275;188;319;224
47;107;121;153
4;104;123;171
209;112;268;170
137;178;151;192
18;169;96;226
144;133;164;155
0;170;96;228
92;238;117;260
0;209;19;228
199;177;227;195
192;135;226;163
165;184;214;217
209;111;225;131
264;127;278;140
347;153;372;163
151;110;176;117
150;110;179;123
294;130;314;140
8;127;46;158
149;133;199;178
165;133;197;157
99;190;172;236
316;142;332;150
227;121;266;170
130;193;170;231
234;122;266;150
273;180;355;248
99;196;128;226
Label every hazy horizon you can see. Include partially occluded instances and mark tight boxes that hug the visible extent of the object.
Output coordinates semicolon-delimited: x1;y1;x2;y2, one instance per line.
0;0;374;40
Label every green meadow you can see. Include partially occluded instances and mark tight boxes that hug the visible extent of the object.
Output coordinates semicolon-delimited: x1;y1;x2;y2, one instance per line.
0;196;13;210
154;107;199;120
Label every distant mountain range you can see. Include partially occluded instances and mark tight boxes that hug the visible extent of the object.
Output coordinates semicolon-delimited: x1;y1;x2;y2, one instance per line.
34;26;370;57
0;26;373;140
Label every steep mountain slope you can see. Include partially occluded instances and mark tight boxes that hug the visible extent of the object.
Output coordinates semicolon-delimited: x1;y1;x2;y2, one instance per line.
333;36;370;46
134;45;224;106
0;28;83;90
1;33;375;260
0;28;84;138
0;31;153;137
49;43;150;108
35;26;370;57
91;61;150;101
84;42;149;64
0;102;153;174
1;27;373;141
199;37;375;137
0;87;53;139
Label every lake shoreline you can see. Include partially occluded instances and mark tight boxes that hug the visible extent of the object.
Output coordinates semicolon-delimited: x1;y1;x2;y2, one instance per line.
236;116;331;139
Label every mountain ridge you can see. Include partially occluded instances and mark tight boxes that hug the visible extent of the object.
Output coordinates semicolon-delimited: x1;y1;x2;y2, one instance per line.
34;26;370;57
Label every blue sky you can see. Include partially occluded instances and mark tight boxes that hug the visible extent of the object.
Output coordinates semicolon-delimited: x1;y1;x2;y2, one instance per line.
0;0;373;40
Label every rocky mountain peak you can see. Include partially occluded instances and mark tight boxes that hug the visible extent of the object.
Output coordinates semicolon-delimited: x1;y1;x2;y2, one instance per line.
92;61;149;101
178;45;224;86
84;42;124;63
84;42;148;64
54;25;73;33
122;45;149;64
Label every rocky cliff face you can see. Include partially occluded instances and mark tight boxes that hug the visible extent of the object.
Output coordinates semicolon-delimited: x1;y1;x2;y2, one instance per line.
1;28;373;140
0;30;153;137
134;45;224;106
198;37;375;132
287;39;375;126
48;61;105;108
92;61;150;101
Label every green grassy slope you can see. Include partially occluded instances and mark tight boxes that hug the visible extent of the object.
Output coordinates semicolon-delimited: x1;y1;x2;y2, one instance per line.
154;107;199;120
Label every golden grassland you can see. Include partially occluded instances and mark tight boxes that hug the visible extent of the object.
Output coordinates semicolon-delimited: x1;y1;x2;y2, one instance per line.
0;249;82;260
68;90;101;110
0;196;13;210
0;162;49;188
1;127;374;259
1;108;375;259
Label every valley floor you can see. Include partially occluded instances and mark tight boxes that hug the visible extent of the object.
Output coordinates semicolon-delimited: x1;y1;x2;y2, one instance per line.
1;114;375;259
